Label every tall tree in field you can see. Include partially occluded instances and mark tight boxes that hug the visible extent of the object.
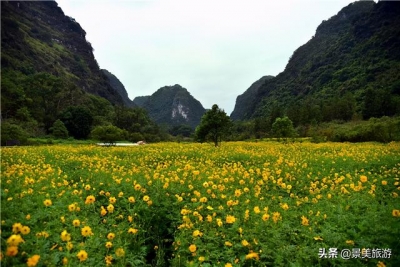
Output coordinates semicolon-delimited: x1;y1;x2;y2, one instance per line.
195;104;231;147
272;116;296;141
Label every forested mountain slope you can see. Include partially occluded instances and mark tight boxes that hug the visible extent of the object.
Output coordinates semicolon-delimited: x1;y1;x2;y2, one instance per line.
232;1;400;125
1;1;128;130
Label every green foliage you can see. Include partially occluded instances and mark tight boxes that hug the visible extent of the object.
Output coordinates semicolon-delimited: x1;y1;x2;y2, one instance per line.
60;106;93;139
272;117;296;140
49;119;69;139
169;124;194;137
129;132;145;143
310;116;400;143
195;104;232;147
91;125;124;145
0;121;29;146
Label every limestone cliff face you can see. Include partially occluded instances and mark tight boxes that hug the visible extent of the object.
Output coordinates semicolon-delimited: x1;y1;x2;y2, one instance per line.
133;85;206;128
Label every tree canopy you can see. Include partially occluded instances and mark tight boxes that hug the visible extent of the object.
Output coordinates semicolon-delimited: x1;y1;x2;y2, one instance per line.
195;104;231;147
272;116;296;141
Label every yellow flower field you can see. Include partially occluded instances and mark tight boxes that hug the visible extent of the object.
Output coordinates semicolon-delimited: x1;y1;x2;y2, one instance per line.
1;142;400;266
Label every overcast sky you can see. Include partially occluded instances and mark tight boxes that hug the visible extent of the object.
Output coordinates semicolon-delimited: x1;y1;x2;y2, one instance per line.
57;0;358;114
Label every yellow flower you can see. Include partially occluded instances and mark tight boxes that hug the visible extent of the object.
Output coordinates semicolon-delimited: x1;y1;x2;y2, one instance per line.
189;244;197;253
241;239;249;247
43;199;52;207
21;226;30;235
301;216;309;226
134;184;141;191
101;207;107;216
198;256;205;262
6;246;18;257
105;241;113;248
360;175;368;183
192;230;202;237
76;250;88;262
72;219;80;227
392;209;400;217
27;254;40;267
81;226;93;237
381;180;387;185
262;213;270;221
313;236;323;241
128;228;138;234
272;212;281;223
143;195;150;202
280;203;289;210
66;242;73;251
377;261;386;267
226;215;236;224
85;195;96;204
107;232;115;240
68;203;76;212
225;241;233;247
7;234;24;246
346;240;355;246
253;206;261;214
225;264;233;267
62;257;68;265
105;255;113;265
36;231;49;238
200;197;207;203
115;248;125;257
245;251;259;260
61;230;71;242
107;204;114;213
128;197;135;203
109;197;116;204
12;222;23;233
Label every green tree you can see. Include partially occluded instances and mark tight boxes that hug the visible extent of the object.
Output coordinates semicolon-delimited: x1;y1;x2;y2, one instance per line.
49;119;69;139
91;125;124;145
1;121;29;146
60;106;93;139
195;104;231;147
272;116;296;141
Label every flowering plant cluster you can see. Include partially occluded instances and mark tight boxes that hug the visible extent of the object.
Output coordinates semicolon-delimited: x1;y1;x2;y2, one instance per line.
1;142;399;266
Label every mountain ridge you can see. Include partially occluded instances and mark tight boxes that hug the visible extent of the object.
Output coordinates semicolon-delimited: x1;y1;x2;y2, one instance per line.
101;69;135;107
133;85;206;128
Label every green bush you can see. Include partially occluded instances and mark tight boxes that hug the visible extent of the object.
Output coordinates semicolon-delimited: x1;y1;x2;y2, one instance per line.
91;125;123;145
49;119;69;139
309;116;400;143
1;121;29;146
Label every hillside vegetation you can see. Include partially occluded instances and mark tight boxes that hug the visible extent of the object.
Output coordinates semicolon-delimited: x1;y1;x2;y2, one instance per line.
1;1;165;144
231;1;400;140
